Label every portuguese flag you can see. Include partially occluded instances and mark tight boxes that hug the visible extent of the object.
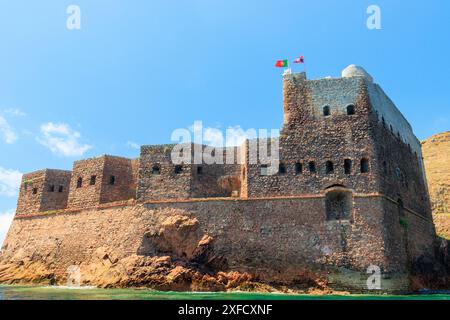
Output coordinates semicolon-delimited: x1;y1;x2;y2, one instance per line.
275;59;288;68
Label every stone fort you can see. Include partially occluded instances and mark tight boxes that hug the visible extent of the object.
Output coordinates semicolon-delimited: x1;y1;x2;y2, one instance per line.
5;65;444;292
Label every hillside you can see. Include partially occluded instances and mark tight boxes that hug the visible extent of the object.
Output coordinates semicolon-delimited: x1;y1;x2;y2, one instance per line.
422;131;450;239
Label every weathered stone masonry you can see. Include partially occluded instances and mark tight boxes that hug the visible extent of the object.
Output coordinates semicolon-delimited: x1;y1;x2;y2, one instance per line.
4;65;443;292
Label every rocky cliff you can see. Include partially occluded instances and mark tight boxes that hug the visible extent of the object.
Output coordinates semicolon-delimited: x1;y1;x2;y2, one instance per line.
422;131;450;239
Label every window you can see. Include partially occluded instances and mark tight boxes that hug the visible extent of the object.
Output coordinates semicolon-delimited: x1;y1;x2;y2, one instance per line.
90;175;96;185
397;198;405;218
382;116;386;127
346;104;355;115
308;161;316;173
325;161;334;174
382;161;387;174
279;162;286;175
344;159;352;174
58;186;64;193
323;105;331;116
326;190;352;221
174;165;183;174
32;188;38;194
390;124;393;133
152;165;161;175
197;166;203;175
109;175;116;185
260;164;268;176
295;162;302;174
360;158;369;173
76;177;82;188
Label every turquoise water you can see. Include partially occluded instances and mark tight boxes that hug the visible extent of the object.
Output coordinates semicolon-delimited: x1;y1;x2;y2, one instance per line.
1;285;450;300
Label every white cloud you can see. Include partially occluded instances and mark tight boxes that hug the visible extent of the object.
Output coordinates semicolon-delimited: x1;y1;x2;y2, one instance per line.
3;108;27;117
0;167;22;197
0;210;15;246
126;141;140;149
37;122;92;157
0;116;18;144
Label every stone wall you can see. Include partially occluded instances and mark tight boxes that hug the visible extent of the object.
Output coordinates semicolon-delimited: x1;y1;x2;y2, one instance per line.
245;74;378;198
67;157;106;209
3;193;436;292
39;170;72;212
16;169;71;215
137;145;242;200
16;171;47;215
100;156;136;204
66;155;136;210
137;145;192;200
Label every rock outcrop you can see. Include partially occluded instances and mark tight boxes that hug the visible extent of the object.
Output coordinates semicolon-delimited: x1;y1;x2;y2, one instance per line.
422;131;450;239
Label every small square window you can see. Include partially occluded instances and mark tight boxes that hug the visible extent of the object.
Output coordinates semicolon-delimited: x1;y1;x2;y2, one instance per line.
260;165;268;176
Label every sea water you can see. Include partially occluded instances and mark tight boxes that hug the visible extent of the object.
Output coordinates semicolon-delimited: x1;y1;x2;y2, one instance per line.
0;285;449;300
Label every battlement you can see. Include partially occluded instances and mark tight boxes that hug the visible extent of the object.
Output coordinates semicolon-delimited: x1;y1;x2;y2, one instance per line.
15;65;430;220
16;169;72;215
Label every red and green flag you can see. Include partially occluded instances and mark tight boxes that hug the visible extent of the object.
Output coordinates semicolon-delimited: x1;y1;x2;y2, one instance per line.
275;59;288;68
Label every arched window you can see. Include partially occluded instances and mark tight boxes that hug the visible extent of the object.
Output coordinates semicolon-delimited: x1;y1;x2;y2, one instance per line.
152;165;161;175
295;162;302;174
58;185;64;193
279;162;286;175
109;175;116;185
346;104;355;115
360;158;369;173
325;161;334;174
344;159;352;174
76;177;82;188
326;189;352;221
308;161;316;173
323;105;331;116
382;116;386;127
48;184;55;192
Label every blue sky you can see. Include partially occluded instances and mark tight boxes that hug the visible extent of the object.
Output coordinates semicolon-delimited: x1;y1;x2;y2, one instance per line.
0;0;449;242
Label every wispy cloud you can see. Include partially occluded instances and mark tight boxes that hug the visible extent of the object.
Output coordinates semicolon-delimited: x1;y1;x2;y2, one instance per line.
0;166;22;197
3;108;27;117
0;209;15;246
0;116;18;144
126;141;140;149
37;122;92;157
